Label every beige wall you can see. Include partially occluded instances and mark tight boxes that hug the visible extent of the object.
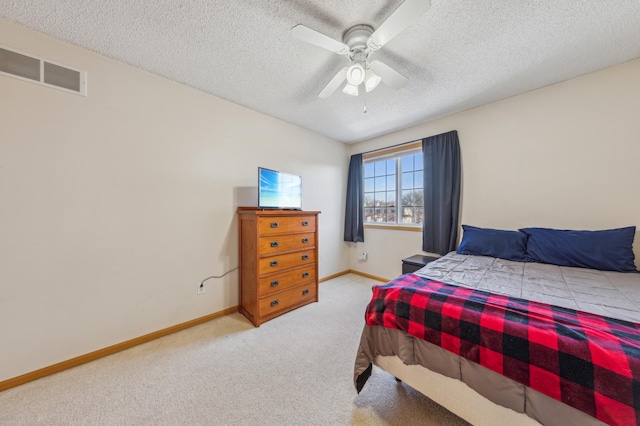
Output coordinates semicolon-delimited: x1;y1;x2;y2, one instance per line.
349;58;640;280
0;19;349;381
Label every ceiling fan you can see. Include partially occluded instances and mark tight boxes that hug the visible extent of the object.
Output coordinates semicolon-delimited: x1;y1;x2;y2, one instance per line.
292;0;431;99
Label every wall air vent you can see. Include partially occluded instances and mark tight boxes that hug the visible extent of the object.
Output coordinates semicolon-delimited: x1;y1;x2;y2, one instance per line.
0;46;87;96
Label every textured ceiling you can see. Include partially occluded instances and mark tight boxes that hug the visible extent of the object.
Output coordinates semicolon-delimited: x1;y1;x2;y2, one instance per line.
2;1;640;143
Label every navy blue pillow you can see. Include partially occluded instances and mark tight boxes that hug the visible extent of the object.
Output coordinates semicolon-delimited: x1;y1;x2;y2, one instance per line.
457;225;530;262
520;226;637;272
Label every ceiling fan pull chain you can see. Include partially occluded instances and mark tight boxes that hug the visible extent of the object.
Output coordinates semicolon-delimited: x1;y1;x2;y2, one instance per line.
363;86;367;113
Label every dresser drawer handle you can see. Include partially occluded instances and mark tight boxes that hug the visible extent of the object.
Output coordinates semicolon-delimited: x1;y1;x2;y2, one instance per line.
302;272;309;278
302;238;309;243
270;260;279;267
302;221;309;226
270;280;279;287
270;241;279;247
302;289;309;296
301;254;309;260
270;222;279;228
270;299;279;307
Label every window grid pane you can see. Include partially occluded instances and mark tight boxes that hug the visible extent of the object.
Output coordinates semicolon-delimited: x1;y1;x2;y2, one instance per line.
414;153;424;171
386;175;396;191
364;162;375;178
402;171;414;189
386;158;396;174
415;170;423;189
401;155;413;172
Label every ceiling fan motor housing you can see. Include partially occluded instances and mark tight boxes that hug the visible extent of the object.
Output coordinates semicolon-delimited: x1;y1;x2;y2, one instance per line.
343;25;374;86
343;25;374;50
343;24;374;63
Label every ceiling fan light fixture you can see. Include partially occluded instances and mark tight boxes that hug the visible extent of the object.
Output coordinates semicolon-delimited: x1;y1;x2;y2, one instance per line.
342;83;359;96
346;63;366;86
365;69;382;92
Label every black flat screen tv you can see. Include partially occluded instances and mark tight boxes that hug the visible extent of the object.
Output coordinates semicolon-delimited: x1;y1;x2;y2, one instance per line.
258;167;302;210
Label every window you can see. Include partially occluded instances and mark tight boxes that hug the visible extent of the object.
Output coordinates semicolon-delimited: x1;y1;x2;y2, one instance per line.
363;142;423;226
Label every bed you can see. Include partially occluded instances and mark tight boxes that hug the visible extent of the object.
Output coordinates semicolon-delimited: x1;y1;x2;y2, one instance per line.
354;226;640;426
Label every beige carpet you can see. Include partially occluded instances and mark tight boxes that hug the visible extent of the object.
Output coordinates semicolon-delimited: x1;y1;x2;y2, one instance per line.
0;274;469;425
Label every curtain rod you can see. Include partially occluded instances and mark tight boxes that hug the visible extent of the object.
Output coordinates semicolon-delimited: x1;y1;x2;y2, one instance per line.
360;139;423;156
358;130;457;156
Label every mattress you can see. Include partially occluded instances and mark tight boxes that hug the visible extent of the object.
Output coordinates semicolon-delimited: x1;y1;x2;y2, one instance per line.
414;252;640;323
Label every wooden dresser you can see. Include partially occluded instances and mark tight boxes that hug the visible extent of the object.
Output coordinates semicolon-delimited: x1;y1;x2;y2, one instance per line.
237;208;320;326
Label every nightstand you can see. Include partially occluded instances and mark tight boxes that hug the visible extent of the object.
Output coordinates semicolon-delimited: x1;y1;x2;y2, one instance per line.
402;254;440;274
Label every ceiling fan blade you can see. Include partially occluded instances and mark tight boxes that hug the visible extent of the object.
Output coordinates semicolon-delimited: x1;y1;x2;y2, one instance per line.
368;0;431;50
318;67;348;98
370;61;408;90
292;24;350;55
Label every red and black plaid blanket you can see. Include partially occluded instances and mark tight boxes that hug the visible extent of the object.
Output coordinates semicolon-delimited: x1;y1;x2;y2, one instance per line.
365;274;640;426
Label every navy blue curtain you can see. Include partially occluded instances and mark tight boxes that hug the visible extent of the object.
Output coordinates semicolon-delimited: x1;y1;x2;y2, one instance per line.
422;131;461;254
344;154;364;242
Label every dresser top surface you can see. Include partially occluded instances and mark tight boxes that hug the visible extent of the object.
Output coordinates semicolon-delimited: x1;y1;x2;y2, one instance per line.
237;208;321;216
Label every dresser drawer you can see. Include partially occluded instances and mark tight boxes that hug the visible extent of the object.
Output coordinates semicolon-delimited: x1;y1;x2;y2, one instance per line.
259;250;316;275
258;265;316;296
258;216;316;236
258;233;315;255
259;283;317;317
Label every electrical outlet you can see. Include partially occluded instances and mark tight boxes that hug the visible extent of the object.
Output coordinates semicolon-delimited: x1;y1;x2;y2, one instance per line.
359;252;367;261
197;282;206;295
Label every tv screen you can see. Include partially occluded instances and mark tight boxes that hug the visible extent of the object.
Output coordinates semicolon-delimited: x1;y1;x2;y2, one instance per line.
258;167;302;210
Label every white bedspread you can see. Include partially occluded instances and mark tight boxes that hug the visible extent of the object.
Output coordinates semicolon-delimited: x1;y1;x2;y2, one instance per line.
414;252;640;324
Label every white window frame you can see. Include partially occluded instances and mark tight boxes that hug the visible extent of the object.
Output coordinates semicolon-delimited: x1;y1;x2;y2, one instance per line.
363;141;423;231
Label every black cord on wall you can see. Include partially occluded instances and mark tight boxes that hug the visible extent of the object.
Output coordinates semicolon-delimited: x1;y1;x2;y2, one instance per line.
199;267;238;286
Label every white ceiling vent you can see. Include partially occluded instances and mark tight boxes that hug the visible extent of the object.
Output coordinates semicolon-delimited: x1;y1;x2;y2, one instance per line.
0;46;86;96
